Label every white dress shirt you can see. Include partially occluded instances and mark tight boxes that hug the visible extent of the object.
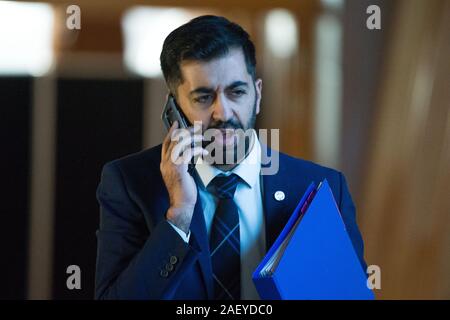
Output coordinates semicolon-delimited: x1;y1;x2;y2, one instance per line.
168;130;266;299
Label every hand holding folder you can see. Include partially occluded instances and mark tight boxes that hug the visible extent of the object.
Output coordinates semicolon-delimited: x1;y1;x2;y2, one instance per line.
253;180;374;300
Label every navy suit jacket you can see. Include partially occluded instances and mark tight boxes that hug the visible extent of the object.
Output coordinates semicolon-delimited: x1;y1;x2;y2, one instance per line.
95;144;366;300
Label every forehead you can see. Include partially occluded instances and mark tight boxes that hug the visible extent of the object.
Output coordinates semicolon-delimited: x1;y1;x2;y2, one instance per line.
179;48;251;90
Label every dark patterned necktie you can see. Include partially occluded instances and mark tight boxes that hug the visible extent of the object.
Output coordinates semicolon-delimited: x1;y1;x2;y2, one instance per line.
208;173;241;300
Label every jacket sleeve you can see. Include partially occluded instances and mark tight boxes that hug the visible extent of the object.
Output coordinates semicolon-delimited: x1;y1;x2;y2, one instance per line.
94;161;200;300
337;172;368;272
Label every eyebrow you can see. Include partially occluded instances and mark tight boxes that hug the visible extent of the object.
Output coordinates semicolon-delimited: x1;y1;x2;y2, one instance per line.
189;80;249;96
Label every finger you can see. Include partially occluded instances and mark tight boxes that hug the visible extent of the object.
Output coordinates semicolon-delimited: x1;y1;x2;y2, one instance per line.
162;121;179;156
169;135;204;162
165;125;204;162
177;146;207;165
166;128;189;162
190;147;209;165
177;134;203;150
169;124;202;144
170;126;192;142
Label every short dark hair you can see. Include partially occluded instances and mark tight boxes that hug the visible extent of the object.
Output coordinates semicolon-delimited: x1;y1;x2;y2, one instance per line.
160;15;257;95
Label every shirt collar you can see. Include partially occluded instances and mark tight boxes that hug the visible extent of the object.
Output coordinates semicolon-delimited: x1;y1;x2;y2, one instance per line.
195;129;261;189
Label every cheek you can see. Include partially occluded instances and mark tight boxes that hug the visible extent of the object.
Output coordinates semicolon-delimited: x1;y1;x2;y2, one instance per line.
189;108;212;128
186;105;206;121
237;95;255;119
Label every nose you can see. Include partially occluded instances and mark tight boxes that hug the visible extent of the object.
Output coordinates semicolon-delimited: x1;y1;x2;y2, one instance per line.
211;93;232;123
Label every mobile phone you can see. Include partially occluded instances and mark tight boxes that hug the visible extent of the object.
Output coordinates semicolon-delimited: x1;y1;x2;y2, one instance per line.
161;94;197;174
161;94;190;130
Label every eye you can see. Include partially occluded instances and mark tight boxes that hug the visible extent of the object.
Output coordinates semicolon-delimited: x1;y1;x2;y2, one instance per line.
194;95;212;104
231;89;246;97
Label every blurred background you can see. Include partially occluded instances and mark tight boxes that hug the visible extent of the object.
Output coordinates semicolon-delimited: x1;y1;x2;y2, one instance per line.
1;0;449;300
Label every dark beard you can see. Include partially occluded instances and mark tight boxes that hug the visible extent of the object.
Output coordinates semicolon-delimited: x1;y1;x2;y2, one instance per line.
202;95;257;166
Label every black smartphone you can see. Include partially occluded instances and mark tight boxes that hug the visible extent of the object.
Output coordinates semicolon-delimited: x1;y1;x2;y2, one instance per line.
161;94;190;130
161;94;197;174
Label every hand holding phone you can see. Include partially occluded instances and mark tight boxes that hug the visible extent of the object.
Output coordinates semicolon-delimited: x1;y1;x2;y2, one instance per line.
160;95;207;234
162;95;200;174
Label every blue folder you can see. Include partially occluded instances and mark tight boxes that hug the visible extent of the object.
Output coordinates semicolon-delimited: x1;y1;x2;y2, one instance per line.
252;179;374;300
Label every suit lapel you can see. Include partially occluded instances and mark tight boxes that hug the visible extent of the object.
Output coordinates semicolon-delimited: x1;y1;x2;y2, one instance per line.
261;147;305;250
262;169;293;250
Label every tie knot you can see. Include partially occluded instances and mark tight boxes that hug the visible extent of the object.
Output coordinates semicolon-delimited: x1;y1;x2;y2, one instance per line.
208;173;241;199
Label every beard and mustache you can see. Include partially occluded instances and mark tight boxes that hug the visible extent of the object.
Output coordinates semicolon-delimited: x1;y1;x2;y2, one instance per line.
201;96;257;166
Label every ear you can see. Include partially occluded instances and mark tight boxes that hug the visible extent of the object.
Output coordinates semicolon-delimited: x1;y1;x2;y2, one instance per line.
255;78;263;115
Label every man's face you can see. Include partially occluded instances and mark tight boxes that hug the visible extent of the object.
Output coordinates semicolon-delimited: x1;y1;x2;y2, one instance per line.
176;48;263;165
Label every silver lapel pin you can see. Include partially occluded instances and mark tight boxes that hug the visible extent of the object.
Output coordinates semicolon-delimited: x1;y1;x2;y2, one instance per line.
274;191;285;201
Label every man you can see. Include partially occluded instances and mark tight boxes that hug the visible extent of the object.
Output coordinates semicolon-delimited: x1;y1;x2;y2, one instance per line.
95;15;366;300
